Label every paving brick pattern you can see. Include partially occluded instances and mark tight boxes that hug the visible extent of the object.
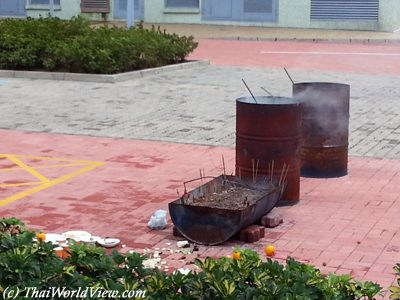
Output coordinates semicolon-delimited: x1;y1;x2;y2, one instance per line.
1;66;400;158
1;130;399;297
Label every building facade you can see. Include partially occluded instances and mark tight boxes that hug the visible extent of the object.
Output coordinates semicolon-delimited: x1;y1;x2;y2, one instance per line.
0;0;399;32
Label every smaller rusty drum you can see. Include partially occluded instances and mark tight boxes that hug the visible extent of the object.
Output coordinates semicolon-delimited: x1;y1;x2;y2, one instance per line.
293;82;350;178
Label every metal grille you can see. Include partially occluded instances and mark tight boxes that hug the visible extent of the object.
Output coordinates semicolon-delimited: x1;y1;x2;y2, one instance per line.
165;0;199;7
311;0;379;21
81;0;110;13
244;0;273;13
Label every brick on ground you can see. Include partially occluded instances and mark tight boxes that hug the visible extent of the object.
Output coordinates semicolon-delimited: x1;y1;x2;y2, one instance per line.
238;225;265;243
261;210;283;228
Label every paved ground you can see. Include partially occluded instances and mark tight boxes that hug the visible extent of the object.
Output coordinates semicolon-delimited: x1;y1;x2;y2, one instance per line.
136;22;400;41
1;36;400;298
1;130;399;296
190;39;400;75
1;64;400;158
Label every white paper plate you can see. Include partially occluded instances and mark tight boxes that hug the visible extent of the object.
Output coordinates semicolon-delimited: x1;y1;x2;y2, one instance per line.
62;231;92;242
45;233;66;243
97;238;120;248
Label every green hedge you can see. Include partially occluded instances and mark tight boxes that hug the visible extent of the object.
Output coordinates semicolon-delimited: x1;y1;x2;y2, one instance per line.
0;218;383;299
0;17;198;74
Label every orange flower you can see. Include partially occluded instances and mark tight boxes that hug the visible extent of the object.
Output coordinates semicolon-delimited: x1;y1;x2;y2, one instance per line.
232;251;241;260
36;232;46;243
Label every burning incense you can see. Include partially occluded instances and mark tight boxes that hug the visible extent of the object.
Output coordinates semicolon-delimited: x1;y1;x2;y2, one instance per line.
222;155;226;179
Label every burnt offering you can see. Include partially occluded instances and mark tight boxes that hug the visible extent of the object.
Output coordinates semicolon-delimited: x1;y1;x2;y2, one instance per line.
169;175;284;245
184;180;268;210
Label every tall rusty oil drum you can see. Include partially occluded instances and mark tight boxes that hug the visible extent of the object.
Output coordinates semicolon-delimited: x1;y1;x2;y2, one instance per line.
236;96;302;202
293;82;350;178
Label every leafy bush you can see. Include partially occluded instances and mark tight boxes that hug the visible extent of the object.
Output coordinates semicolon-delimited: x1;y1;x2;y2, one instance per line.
0;17;198;74
390;264;400;299
0;218;382;299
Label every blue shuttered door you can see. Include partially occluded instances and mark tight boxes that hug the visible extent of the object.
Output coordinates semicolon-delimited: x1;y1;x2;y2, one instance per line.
114;0;144;20
202;0;233;20
202;0;277;22
0;0;26;16
311;0;379;21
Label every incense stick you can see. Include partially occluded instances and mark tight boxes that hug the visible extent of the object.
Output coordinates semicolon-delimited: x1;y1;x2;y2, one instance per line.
270;160;274;184
251;159;255;184
278;163;286;186
222;155;226;179
255;159;259;184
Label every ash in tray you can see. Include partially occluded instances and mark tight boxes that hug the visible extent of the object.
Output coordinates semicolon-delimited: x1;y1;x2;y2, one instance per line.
183;179;273;210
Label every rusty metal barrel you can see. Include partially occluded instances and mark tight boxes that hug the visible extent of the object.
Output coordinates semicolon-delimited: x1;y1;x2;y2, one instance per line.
293;82;350;178
236;96;302;202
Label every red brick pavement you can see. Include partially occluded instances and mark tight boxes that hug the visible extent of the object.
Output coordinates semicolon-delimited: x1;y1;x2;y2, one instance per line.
0;129;399;297
189;39;400;75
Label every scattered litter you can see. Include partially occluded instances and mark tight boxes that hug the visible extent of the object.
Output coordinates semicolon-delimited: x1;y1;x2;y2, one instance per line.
122;244;126;248
143;257;161;269
148;209;167;230
166;242;171;246
96;238;120;248
177;240;190;248
175;268;191;275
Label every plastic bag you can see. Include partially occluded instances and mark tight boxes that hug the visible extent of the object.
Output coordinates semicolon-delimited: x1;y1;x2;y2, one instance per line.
148;209;167;230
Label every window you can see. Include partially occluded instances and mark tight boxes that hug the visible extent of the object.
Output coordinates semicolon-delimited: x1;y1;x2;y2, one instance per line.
165;0;199;8
244;0;273;14
29;0;61;4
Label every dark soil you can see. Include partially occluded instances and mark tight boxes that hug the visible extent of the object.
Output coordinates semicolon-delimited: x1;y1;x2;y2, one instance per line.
183;179;273;210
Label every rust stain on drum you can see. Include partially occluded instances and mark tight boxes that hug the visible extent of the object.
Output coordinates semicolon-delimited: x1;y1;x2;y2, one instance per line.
235;96;302;201
293;82;350;178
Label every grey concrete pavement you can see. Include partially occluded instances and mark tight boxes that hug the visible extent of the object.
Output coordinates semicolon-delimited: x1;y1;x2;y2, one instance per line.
1;65;400;159
116;22;400;42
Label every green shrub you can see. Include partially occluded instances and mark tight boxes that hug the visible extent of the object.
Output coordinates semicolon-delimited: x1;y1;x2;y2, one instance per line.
0;17;198;74
0;218;382;299
390;264;400;299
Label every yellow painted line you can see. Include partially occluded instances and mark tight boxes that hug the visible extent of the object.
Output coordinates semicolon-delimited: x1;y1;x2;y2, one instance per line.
0;182;42;187
0;161;105;207
6;155;50;183
0;163;89;173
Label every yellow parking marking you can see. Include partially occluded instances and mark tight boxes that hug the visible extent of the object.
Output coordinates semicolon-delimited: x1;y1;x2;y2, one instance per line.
0;154;105;207
7;155;50;183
